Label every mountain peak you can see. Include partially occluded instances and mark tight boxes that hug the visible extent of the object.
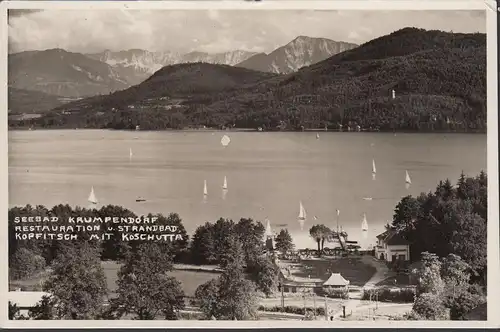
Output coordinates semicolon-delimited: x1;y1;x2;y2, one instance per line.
236;35;358;74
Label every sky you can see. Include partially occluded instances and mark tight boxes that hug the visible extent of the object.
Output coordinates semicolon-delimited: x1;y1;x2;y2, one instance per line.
8;9;486;54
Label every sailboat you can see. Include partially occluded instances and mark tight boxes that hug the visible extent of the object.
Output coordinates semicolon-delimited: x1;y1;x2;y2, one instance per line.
203;180;208;197
88;186;98;207
316;133;320;139
372;159;377;180
405;170;412;189
361;213;369;239
265;219;273;237
222;176;228;190
298;201;307;230
405;170;412;184
129;148;133;160
361;213;368;231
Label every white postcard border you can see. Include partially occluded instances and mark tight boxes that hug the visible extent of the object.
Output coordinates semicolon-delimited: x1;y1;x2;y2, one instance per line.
0;0;498;328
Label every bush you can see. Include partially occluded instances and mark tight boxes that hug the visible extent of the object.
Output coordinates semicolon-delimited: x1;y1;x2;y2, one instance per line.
10;248;46;280
361;287;416;303
411;292;450;320
323;287;349;299
258;305;325;316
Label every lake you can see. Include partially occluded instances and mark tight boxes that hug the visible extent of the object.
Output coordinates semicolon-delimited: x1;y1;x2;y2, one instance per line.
8;130;487;249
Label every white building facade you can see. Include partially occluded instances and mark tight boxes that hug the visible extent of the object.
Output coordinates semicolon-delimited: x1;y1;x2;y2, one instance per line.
374;230;410;262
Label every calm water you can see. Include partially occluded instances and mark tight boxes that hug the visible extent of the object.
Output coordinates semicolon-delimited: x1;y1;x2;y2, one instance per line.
8;130;487;249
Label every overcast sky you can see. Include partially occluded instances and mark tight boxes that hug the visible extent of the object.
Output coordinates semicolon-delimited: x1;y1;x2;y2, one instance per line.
8;9;485;54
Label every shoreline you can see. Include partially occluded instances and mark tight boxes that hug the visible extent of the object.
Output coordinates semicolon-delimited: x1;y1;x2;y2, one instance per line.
6;127;487;134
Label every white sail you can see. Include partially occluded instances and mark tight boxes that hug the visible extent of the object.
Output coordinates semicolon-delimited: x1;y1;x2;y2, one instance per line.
405;170;412;184
361;213;369;231
265;219;272;237
222;176;228;190
298;201;306;220
88;186;98;204
203;180;208;196
316;133;320;139
372;159;377;174
129;148;133;159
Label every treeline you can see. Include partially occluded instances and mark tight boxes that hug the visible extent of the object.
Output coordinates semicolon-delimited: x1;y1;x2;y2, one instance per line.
390;171;487;283
8;29;486;132
9;204;189;272
388;171;487;320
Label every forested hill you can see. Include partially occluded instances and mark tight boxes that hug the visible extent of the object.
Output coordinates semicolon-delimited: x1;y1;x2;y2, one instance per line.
10;28;486;132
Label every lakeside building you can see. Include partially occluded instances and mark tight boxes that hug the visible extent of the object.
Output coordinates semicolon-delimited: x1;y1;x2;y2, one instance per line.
9;291;50;316
374;230;411;262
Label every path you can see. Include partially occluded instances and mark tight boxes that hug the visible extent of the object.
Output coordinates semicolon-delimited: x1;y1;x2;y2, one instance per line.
331;256;396;319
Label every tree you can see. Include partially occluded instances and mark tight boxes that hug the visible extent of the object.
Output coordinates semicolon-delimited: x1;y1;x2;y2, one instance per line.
274;229;294;255
247;255;279;297
110;242;185;320
440;254;485;320
193;279;220;319
309;224;331;256
415;252;445;295
234;218;265;267
190;223;216;264
10;247;46;280
410;293;450;320
194;237;259;320
99;205;135;261
28;295;56;320
42;241;107;319
9;302;26;320
215;238;259;320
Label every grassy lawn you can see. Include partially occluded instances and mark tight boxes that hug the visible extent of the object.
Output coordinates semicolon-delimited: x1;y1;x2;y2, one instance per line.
295;257;377;287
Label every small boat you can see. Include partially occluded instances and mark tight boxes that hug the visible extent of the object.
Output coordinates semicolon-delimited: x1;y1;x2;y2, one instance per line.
136;197;146;202
203;180;208;196
372;159;377;175
222;176;228;190
316;133;320;139
88;186;98;205
129;148;133;159
363;197;373;201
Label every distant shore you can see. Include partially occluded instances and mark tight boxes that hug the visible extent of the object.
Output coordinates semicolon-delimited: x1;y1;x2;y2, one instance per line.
7;127;487;134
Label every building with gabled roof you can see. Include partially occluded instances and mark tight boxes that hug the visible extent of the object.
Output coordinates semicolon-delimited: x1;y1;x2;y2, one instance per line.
322;273;350;288
374;229;410;262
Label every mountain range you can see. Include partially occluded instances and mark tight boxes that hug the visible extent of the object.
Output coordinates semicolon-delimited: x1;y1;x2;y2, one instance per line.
8;36;353;104
85;49;260;85
9;28;486;133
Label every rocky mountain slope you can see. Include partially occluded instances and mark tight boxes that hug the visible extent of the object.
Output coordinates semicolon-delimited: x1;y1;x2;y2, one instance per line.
86;49;258;85
236;36;358;73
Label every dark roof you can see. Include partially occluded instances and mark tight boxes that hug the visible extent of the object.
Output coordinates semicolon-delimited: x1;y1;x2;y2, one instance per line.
386;232;410;245
376;231;388;239
464;303;487;321
376;230;409;245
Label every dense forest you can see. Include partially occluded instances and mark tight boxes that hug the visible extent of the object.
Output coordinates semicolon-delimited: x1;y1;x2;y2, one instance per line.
8;28;486;132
